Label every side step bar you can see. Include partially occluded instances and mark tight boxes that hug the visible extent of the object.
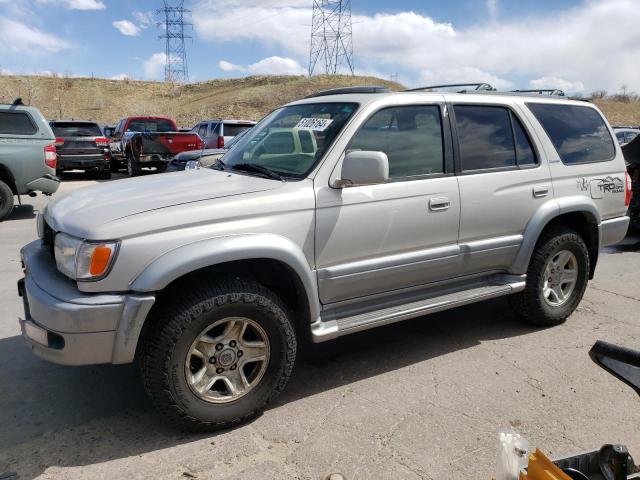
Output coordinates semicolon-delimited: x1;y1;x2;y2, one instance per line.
310;276;526;342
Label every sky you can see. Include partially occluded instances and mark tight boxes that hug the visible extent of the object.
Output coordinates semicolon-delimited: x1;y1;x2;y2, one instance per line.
0;0;638;94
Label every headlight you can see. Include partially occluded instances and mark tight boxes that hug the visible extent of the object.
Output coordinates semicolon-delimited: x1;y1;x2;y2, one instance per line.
54;233;119;281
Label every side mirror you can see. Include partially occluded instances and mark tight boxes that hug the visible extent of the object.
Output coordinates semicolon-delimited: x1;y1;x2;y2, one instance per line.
333;150;389;188
589;340;640;396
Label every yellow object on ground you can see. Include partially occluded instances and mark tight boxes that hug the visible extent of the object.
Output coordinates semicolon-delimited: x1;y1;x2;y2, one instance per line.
520;449;572;480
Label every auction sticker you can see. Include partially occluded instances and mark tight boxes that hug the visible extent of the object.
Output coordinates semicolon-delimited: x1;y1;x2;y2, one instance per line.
295;118;333;131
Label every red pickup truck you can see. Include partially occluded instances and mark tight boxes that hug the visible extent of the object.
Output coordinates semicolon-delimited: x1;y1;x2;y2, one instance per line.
108;116;203;176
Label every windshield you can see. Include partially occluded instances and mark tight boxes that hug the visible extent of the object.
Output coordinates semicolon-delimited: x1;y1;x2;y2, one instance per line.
220;102;358;179
51;122;102;137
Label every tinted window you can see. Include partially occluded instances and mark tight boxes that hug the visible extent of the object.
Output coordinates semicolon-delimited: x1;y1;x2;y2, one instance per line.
527;103;615;164
0;111;37;135
512;114;537;165
298;129;315;153
223;124;254;137
197;125;208;138
455;106;516;170
348;105;444;179
50;122;102;137
263;131;295;154
626;131;639;143
126;119;175;133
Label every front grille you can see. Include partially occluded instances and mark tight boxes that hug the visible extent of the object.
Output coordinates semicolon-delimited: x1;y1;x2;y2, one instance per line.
42;220;56;258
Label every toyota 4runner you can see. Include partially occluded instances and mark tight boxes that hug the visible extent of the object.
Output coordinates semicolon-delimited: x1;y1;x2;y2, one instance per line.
18;87;631;430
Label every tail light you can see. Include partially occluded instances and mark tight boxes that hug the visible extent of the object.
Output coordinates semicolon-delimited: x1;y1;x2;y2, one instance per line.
95;137;108;146
55;138;65;147
44;144;57;169
625;171;632;207
197;137;204;149
217;136;225;148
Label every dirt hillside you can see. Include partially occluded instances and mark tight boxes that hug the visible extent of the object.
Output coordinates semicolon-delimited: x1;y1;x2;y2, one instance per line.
0;74;638;127
0;74;402;127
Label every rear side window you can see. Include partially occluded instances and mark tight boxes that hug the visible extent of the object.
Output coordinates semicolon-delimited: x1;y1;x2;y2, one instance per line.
347;105;444;179
298;129;315;153
223;124;253;137
50;122;102;137
0;111;37;135
527;103;615;164
454;105;537;170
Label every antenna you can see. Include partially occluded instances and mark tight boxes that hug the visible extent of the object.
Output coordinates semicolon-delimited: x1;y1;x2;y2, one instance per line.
308;0;354;76
157;1;192;83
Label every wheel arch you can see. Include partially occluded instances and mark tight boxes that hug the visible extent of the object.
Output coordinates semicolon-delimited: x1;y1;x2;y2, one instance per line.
131;234;320;356
512;196;601;279
0;163;18;194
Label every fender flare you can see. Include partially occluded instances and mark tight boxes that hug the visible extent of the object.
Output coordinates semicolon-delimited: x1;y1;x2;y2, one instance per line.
130;233;321;322
511;196;601;275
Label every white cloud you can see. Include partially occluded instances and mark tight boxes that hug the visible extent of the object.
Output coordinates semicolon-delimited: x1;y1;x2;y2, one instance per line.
529;76;585;94
192;0;640;92
248;56;306;76
0;17;70;54
143;53;166;79
420;66;514;90
133;11;153;29
113;20;140;36
110;73;132;80
36;0;106;10
218;60;245;72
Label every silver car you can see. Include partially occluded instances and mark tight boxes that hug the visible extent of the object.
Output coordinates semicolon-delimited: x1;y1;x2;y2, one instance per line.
18;87;631;430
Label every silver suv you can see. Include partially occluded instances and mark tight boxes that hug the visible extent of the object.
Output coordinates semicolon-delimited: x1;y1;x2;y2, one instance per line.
18;87;631;430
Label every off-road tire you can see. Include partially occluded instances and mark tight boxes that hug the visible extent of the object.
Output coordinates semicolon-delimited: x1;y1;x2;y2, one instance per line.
0;180;14;221
126;152;141;177
97;168;112;180
509;227;589;326
140;280;297;431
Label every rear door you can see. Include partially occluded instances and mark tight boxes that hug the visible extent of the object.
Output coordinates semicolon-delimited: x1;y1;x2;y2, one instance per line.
315;102;462;304
452;102;551;274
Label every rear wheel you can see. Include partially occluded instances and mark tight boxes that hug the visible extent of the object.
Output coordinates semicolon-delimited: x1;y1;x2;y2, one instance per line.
509;228;589;326
140;280;297;431
127;152;141;177
0;180;14;221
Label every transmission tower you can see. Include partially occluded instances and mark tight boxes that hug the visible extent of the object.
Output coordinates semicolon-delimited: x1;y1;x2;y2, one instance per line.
156;1;192;83
308;0;354;76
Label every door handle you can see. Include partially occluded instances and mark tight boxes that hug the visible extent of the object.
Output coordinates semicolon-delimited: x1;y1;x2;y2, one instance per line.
429;197;450;211
533;185;549;198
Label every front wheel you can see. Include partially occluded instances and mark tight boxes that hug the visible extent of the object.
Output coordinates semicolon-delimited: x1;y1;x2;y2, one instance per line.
509;228;590;326
140;280;297;431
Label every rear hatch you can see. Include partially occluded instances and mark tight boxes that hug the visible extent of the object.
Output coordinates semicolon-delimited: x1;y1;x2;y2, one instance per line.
50;122;105;158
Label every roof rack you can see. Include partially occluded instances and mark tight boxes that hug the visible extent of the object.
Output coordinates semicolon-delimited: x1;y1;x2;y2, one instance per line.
305;86;391;99
511;89;566;97
405;83;496;93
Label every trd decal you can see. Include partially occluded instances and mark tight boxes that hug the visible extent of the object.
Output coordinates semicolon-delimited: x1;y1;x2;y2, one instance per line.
586;176;624;199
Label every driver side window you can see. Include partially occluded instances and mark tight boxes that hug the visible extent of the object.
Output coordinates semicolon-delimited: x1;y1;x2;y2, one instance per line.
347;105;445;179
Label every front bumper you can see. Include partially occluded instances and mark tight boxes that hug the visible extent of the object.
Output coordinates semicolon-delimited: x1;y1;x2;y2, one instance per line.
18;240;155;366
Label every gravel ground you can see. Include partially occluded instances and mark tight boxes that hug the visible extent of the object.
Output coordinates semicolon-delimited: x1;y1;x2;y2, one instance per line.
0;173;639;480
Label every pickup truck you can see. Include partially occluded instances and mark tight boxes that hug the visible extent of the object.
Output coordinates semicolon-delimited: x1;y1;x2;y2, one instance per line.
0;100;60;220
108;116;203;176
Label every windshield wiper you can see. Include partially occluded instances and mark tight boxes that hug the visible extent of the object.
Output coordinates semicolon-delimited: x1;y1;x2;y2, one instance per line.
231;163;284;181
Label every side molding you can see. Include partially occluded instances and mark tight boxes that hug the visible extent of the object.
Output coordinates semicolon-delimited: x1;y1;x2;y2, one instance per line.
130;233;321;323
511;196;601;275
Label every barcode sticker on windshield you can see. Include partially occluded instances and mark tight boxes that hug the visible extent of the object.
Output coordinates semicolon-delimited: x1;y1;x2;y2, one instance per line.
295;118;333;131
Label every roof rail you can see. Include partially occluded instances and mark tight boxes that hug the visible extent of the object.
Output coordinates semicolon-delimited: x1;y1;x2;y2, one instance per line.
511;89;566;97
405;83;496;93
304;85;391;98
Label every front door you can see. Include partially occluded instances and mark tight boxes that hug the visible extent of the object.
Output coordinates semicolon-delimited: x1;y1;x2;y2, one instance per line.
314;103;461;304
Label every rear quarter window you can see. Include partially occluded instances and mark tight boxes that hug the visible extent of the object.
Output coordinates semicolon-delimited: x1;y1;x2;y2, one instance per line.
0;111;37;135
527;103;615;164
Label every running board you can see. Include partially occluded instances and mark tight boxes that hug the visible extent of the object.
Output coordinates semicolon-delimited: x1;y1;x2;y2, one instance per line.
310;276;526;342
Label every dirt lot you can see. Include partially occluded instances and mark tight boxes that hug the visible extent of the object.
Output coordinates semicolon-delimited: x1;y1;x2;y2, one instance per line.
0;175;639;480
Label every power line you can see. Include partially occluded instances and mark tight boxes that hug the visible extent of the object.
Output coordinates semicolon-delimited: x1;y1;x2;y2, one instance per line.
308;0;354;76
157;1;192;83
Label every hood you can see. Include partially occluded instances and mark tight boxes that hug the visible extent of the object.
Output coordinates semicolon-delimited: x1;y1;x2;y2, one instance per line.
46;169;280;238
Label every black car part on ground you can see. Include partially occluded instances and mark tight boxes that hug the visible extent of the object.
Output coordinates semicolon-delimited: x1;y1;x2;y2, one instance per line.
622;135;640;232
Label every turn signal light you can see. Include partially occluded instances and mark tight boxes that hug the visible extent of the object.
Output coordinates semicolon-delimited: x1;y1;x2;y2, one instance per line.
89;245;114;276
